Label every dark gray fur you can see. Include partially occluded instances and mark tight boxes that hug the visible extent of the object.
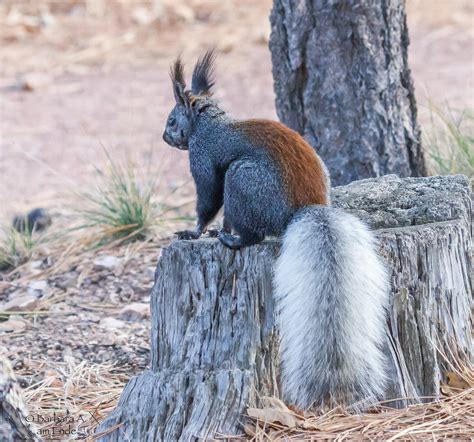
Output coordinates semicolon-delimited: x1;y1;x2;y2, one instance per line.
189;111;293;245
163;53;294;246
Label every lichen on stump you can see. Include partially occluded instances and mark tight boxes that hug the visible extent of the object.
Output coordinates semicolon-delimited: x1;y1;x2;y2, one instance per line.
96;175;472;441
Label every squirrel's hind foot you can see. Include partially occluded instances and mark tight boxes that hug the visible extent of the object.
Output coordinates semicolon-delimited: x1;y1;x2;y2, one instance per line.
218;231;264;249
218;232;242;249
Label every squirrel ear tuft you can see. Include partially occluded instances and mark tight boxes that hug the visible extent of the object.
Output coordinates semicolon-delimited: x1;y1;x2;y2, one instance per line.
170;56;188;106
191;49;216;96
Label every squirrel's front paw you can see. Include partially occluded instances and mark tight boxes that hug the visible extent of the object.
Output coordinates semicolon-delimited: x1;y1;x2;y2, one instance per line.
175;230;201;240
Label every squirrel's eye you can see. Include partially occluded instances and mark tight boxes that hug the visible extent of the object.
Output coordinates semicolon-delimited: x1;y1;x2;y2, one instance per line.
169;117;176;126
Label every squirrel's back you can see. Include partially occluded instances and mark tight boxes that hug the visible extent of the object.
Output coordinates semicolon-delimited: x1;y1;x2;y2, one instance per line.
233;119;331;207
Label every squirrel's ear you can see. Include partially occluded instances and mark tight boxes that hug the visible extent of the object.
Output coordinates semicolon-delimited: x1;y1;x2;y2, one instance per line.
170;56;189;107
191;49;216;96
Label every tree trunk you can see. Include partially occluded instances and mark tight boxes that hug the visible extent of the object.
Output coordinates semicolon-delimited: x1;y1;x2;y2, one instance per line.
96;175;471;441
269;0;426;186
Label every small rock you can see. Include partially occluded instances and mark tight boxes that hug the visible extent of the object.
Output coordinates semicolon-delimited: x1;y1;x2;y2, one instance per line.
55;274;77;290
13;208;52;232
27;280;49;297
18;73;52;92
109;292;120;304
27;260;44;274
39;11;56;28
93;255;122;271
101;335;117;346
6;9;41;32
0;318;26;333
119;303;150;322
132;6;155;25
102;317;126;329
2;294;38;312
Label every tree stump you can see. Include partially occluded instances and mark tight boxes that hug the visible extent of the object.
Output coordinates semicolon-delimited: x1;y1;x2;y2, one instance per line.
96;175;472;441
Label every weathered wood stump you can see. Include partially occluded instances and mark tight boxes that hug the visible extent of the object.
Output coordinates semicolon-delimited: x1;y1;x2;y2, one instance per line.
0;357;40;442
97;175;472;441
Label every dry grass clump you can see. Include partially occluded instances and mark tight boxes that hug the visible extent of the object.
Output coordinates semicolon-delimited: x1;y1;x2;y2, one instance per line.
77;152;158;244
423;104;474;178
244;364;474;440
0;226;40;271
75;149;194;248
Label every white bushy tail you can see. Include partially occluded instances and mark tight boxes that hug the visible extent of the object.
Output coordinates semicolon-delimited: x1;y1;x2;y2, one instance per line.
274;206;389;410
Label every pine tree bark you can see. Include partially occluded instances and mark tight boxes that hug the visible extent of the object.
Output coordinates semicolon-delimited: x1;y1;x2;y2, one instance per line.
269;0;426;186
96;175;471;441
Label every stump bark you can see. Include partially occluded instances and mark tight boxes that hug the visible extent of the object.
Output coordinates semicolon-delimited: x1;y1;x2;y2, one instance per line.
0;357;41;442
97;175;472;441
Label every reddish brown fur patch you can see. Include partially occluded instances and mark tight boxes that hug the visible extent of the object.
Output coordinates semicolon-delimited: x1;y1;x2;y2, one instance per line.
234;119;329;207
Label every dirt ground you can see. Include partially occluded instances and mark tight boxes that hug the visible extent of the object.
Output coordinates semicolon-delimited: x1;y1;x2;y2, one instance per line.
0;1;473;438
0;0;473;220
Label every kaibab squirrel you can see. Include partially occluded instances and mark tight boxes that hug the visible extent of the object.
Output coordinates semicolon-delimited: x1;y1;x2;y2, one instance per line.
163;50;389;409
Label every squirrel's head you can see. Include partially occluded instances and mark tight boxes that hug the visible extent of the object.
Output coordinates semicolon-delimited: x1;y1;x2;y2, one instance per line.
163;50;217;151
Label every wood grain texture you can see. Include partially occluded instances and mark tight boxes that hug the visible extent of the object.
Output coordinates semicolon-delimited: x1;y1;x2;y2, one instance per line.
97;176;471;441
0;357;41;442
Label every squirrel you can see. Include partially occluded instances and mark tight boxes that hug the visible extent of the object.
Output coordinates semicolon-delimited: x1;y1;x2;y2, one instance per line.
163;50;389;410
